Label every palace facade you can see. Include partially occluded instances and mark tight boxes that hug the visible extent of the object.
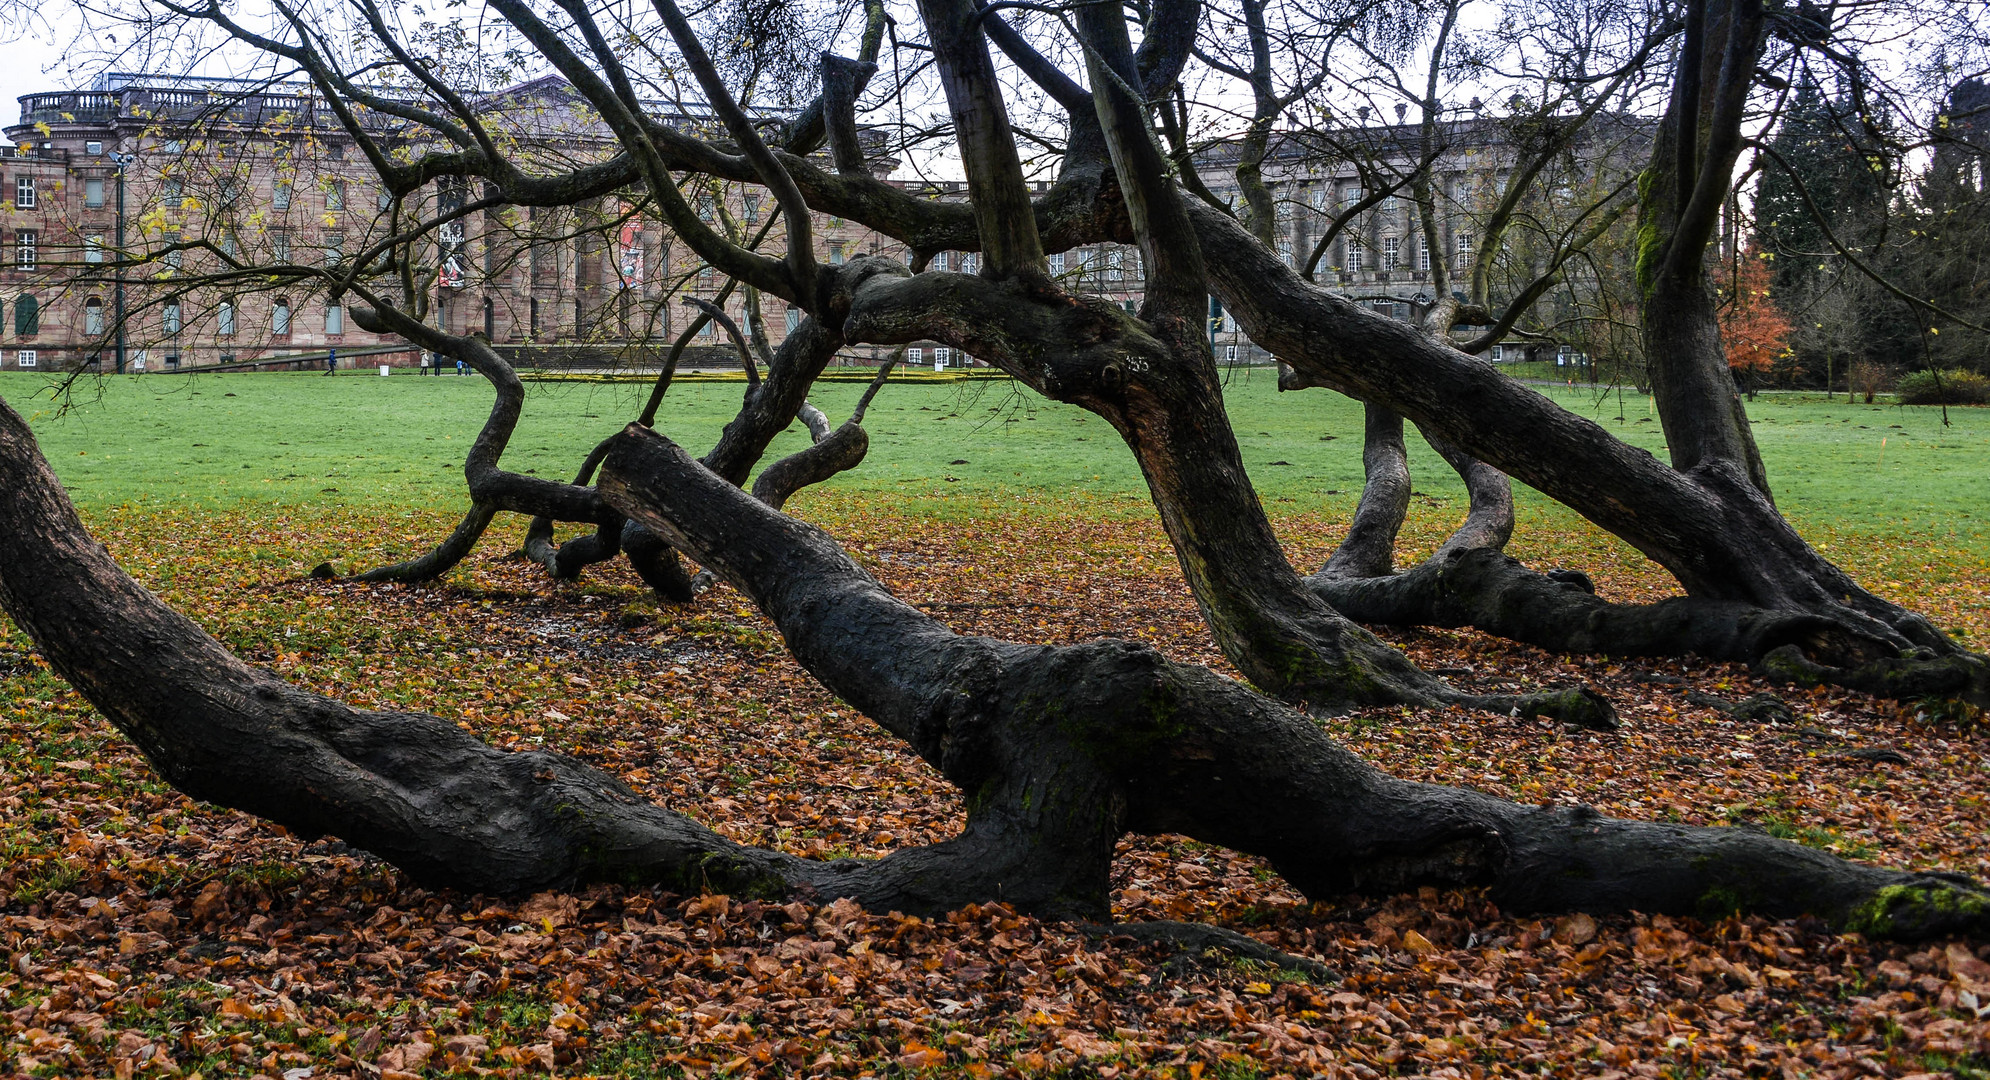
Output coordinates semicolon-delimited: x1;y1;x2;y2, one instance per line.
2;74;1636;374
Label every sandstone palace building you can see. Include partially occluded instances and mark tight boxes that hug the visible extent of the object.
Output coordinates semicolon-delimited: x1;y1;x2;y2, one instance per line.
2;74;1639;374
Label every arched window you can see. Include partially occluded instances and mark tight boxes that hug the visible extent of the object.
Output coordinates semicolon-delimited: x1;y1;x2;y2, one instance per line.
273;298;291;335
217;298;235;336
85;297;105;336
14;295;38;336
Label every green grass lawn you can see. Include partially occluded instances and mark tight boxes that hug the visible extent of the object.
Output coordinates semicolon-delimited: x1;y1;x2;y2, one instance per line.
3;368;1986;555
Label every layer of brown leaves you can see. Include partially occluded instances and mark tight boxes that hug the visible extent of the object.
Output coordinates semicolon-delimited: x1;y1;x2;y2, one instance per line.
1;497;1986;1079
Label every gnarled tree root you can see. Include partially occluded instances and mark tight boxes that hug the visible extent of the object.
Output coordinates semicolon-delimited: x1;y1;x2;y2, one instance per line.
1311;547;1838;662
598;424;1985;935
1079;921;1336;983
1758;645;1990;709
318;501;500;584
524;514;625;581
1310;546;1988;709
4;397;1983;941
624;521;699;603
333;321;616;585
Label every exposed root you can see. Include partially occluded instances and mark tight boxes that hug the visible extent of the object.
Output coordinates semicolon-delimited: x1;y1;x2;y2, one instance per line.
0;399;1982;941
1477;686;1620;732
1080;921;1337;983
341;502;500;584
1758;644;1990;709
1684;690;1798;724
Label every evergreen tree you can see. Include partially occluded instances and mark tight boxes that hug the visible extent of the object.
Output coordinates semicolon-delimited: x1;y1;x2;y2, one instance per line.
1753;72;1909;386
1909;79;1990;373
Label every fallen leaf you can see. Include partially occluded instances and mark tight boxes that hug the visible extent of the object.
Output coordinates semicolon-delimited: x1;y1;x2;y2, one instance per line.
1556;913;1599;946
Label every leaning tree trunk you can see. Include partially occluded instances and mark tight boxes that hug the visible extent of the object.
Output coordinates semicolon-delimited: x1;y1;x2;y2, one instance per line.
1191;202;1989;704
332;320;623;586
337;294;859;601
1186;0;1984;703
841;0;1609;725
3;392;1984;939
328;310;703;599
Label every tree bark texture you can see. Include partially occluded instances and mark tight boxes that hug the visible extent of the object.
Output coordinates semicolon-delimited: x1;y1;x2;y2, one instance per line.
5;395;1984;938
1636;0;1773;498
843;266;1609;726
345;501;499;584
1318;405;1411;581
1189;203;1987;703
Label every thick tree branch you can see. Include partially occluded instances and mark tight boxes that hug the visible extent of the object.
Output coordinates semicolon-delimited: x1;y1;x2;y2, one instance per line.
917;0;1048;276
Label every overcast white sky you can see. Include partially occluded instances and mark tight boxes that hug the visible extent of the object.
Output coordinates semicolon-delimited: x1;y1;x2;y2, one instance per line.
3;33;80;140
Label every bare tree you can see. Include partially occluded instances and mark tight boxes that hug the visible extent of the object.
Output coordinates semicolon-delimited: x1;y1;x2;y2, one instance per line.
2;0;1988;942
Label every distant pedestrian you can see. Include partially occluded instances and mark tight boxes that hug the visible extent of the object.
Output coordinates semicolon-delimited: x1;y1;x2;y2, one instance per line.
456;357;466;376
324;352;336;376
